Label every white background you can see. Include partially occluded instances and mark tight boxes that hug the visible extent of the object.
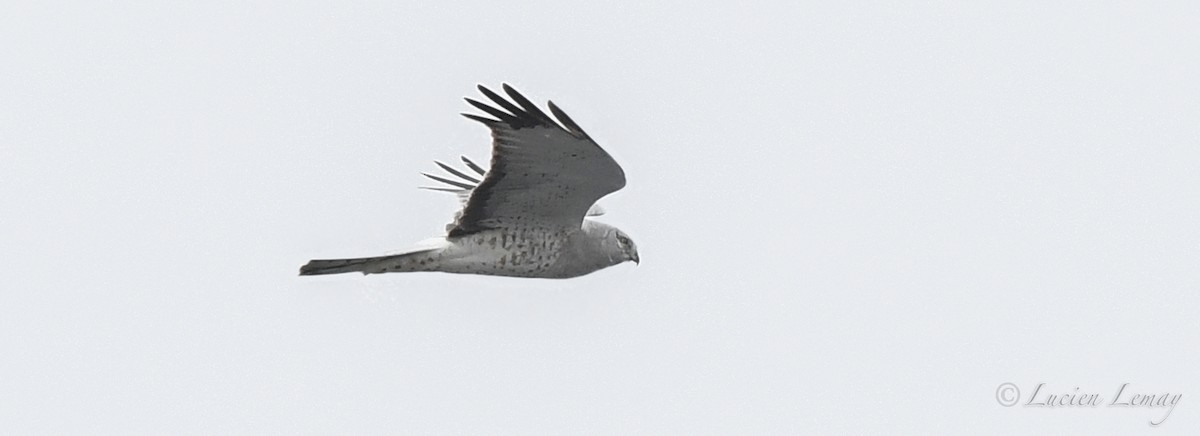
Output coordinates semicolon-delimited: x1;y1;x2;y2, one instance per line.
2;1;1197;434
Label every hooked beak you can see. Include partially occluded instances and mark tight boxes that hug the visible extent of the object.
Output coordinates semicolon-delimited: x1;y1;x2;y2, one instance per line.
631;251;640;265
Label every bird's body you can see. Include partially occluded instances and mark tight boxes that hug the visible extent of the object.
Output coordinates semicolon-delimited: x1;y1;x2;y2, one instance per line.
300;84;639;279
301;221;625;278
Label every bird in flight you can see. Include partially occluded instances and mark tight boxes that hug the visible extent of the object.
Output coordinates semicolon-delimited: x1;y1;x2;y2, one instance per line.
300;84;638;279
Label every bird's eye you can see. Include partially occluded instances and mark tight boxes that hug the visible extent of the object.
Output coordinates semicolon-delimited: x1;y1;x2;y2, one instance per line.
616;235;629;246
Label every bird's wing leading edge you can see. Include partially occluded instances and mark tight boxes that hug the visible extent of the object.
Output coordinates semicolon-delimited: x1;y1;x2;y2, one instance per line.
444;84;624;236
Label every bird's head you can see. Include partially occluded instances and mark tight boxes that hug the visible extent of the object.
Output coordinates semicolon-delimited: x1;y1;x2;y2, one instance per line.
582;221;640;268
612;229;639;265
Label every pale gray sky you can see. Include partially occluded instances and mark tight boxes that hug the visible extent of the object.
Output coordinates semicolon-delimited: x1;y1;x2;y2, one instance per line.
2;1;1198;434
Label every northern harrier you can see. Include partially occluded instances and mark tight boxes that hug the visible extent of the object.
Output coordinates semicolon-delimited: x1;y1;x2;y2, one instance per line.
299;84;638;278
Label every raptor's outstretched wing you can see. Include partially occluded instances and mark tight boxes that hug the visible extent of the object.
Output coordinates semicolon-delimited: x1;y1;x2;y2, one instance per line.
446;84;625;236
421;156;606;227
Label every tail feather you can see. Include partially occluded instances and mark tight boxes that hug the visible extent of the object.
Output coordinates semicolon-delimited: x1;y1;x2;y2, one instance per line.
299;248;441;276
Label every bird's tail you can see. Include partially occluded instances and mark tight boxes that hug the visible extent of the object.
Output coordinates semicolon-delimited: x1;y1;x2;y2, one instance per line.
299;242;446;276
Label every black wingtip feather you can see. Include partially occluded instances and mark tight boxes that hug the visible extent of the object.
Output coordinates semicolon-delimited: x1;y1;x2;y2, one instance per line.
547;100;589;138
461;113;498;124
461;156;486;175
467;84;588;136
477;85;526;119
465;97;521;124
421;173;475;190
419;186;463;193
434;160;481;183
501;84;554;124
